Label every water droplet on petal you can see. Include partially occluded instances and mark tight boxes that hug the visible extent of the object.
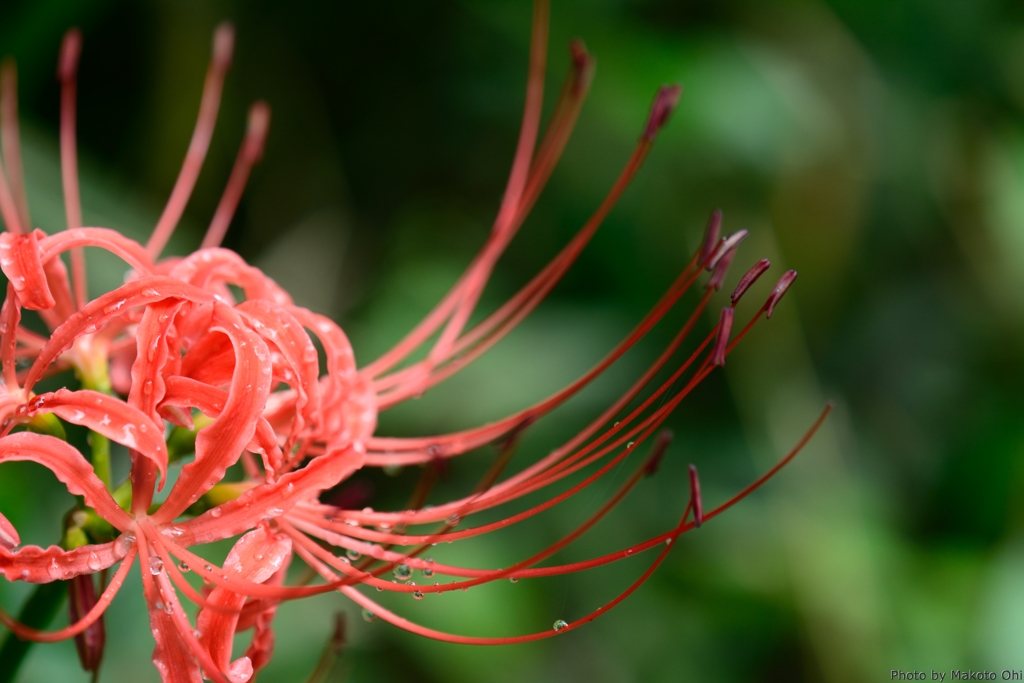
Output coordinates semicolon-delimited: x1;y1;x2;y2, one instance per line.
210;508;222;518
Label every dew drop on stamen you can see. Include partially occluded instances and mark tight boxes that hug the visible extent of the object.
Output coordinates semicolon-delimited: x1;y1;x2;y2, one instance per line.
393;564;412;581
422;568;434;578
148;556;164;575
509;577;519;584
346;548;361;561
179;562;190;573
413;591;423;600
553;620;568;631
361;609;377;622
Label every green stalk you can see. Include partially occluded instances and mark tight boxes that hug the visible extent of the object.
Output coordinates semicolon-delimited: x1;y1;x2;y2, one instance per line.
88;432;112;492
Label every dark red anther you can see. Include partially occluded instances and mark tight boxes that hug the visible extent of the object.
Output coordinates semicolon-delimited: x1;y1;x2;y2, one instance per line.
688;464;703;527
731;259;771;305
765;270;798;319
642;84;682;141
644;429;674;477
711;307;733;367
707;229;748;271
698;210;722;266
69;573;105;677
706;247;735;292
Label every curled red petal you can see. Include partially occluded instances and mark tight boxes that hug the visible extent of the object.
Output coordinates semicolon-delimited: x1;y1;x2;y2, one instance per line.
156;303;272;522
179;448;364;546
38;228;155;276
197;525;291;674
0;538;126;584
160;376;282;478
38;245;75;329
0;230;55;310
169;248;291;305
239;552;290;674
0;432;131;529
26;388;168;488
238;300;321;439
25;276;214;394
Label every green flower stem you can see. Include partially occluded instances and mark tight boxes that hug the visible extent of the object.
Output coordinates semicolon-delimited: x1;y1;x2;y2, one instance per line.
0;582;67;683
88;432;112;492
25;413;66;440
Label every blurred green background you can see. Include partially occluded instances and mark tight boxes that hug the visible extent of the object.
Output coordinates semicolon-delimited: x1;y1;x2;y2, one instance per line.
1;0;1023;681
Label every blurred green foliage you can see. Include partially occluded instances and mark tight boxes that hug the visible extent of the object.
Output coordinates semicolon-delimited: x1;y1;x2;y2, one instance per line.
2;0;1024;681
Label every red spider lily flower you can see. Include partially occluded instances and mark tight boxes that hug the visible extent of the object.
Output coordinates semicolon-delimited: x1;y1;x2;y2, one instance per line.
0;2;829;681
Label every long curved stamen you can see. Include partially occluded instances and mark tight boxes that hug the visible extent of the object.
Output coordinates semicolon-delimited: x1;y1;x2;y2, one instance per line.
1;60;29;232
57;29;88;310
146;23;234;259
319;496;689;645
426;0;550;364
361;32;593;381
290;435;674;593
201;101;270;250
374;88;681;408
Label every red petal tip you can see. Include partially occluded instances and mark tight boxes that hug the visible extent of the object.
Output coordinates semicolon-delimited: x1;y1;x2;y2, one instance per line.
57;28;82;82
244;101;271;162
642;84;682;141
765;270;797;319
688;464;703;527
711;307;733;367
212;23;235;70
730;259;771;305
